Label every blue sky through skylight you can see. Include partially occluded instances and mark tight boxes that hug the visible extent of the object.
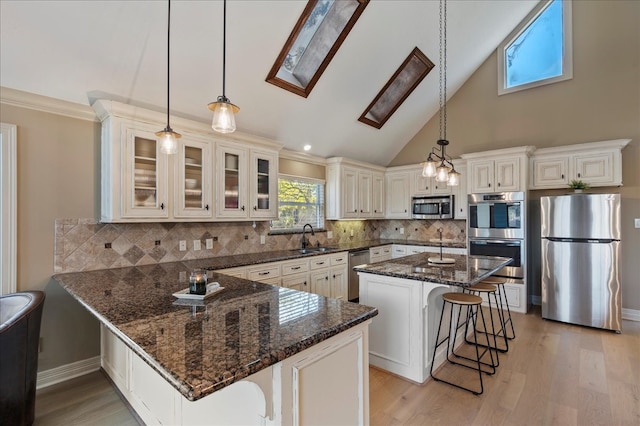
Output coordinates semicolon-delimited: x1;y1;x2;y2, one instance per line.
505;0;563;88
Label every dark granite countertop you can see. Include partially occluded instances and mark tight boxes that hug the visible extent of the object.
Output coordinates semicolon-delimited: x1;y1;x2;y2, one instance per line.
184;239;466;271
353;253;512;287
53;262;377;401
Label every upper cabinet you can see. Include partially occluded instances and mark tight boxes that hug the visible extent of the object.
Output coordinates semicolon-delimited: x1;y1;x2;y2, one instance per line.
385;170;411;219
451;161;467;220
530;139;630;190
93;100;281;223
412;169;451;196
462;146;535;194
326;158;386;220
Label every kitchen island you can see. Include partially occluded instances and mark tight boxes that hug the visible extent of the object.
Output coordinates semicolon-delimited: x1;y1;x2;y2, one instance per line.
54;262;377;425
354;253;511;383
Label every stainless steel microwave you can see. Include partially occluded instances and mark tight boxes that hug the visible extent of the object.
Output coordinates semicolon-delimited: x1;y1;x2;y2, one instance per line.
411;195;454;219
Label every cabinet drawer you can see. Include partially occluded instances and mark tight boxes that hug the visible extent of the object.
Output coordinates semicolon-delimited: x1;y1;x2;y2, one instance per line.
310;255;331;270
248;264;281;281
281;259;310;276
330;252;348;266
370;247;382;257
215;266;247;279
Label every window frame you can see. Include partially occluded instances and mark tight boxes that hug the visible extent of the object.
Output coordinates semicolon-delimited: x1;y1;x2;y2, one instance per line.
497;0;573;96
270;174;326;233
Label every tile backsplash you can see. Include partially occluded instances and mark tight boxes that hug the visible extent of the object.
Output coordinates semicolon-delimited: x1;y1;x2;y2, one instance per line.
54;218;466;273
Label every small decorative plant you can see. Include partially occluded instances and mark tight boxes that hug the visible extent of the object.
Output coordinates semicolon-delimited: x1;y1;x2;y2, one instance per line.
568;180;590;190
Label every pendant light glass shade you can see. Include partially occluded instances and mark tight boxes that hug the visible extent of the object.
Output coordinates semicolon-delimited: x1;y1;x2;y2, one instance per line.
422;159;437;178
435;163;449;182
208;96;239;133
156;127;181;154
209;0;239;133
157;0;180;155
446;168;460;186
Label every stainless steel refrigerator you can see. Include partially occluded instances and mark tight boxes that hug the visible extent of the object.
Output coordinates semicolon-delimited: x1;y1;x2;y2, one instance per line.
540;193;621;331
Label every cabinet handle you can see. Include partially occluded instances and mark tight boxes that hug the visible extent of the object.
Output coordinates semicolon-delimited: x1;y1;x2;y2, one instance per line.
292;266;301;270
333;274;336;279
160;203;165;210
488;183;491;187
577;172;581;178
336;258;343;262
325;276;329;280
426;186;429;190
374;210;377;213
561;174;564;179
354;209;357;213
258;271;270;276
304;281;307;286
360;209;363;213
498;182;501;187
253;206;257;211
205;204;209;211
241;205;245;211
404;209;407;213
317;261;325;265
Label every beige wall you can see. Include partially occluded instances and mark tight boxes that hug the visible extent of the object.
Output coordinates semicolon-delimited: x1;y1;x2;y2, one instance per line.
0;103;102;370
279;157;325;180
391;0;640;310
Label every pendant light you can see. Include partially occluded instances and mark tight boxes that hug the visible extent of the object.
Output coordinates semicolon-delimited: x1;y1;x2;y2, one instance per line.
156;0;180;155
421;0;460;186
208;0;239;133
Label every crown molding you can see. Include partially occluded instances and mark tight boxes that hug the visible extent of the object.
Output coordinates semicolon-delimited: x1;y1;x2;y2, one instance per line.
279;149;327;166
0;86;97;122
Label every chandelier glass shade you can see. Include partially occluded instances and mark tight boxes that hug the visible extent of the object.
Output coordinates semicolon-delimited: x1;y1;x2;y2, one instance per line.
156;0;180;155
209;0;239;133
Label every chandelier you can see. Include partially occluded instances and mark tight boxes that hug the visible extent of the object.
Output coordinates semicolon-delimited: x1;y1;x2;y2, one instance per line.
421;0;460;186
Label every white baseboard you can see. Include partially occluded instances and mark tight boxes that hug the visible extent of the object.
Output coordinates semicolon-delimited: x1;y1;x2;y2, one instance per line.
622;308;640;322
37;356;101;390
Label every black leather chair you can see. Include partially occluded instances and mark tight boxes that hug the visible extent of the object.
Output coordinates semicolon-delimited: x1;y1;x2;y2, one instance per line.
1;291;46;426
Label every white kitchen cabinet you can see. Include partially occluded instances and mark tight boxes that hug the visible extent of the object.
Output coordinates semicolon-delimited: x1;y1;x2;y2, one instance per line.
173;138;213;219
216;142;279;221
385;171;411;219
280;258;311;292
452;162;467;219
370;245;393;263
247;263;281;286
412;169;452;196
214;266;247;279
461;146;535;194
309;253;348;300
372;172;385;218
391;245;407;258
326;158;386;220
529;139;630;189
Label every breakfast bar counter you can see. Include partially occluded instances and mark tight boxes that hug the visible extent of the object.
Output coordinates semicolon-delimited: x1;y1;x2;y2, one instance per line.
53;262;377;425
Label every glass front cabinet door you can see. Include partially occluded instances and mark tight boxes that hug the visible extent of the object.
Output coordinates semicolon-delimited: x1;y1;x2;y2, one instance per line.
250;149;278;219
174;137;213;219
123;127;170;219
216;143;248;219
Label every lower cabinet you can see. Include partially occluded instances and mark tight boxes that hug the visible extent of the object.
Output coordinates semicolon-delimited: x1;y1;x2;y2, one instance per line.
101;321;371;425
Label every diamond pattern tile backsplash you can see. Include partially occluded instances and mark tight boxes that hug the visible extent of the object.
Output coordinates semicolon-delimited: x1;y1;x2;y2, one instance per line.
54;218;466;273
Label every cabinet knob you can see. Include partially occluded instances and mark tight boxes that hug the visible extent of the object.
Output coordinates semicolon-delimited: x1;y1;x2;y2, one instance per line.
561;174;564;179
404;209;407;213
360;209;363;213
160;203;165;210
577;173;581;178
205;204;209;211
241;205;245;211
253;206;257;211
426;186;429;190
325;276;329;281
498;182;501;187
488;183;491;187
333;274;336;279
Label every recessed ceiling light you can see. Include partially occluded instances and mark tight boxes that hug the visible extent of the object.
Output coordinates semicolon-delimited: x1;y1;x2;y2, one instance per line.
303;144;311;151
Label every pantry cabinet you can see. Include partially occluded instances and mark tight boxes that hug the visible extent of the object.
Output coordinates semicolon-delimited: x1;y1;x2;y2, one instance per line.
529;139;630;189
461;146;535;194
326;158;386;220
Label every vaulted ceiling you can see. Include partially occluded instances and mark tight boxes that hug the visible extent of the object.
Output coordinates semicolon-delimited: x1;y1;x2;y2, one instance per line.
0;0;538;166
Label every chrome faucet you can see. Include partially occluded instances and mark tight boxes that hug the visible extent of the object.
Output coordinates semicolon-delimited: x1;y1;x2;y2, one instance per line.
302;224;315;250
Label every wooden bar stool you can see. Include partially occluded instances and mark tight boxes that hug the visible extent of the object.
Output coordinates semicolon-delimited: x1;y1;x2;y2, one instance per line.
465;282;508;356
481;277;516;340
429;292;496;395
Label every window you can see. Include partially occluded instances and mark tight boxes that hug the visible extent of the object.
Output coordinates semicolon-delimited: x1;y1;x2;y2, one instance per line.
265;0;370;98
498;0;572;95
271;175;325;232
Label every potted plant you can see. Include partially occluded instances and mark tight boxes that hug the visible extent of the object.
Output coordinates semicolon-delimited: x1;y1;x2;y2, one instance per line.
568;180;590;192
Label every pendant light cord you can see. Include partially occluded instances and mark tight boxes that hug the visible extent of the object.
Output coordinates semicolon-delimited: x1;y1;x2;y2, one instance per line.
166;0;172;130
438;0;447;142
222;0;227;100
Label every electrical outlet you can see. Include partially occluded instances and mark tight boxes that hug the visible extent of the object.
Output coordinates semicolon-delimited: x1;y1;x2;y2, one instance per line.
400;227;405;235
260;235;266;244
350;229;354;237
327;231;333;239
205;238;213;249
179;240;187;251
193;240;201;251
635;218;640;228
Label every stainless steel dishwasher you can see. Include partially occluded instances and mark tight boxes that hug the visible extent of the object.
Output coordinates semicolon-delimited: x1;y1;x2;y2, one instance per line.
348;249;370;302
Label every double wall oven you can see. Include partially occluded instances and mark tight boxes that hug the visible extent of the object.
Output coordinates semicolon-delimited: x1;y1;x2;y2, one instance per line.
467;192;526;282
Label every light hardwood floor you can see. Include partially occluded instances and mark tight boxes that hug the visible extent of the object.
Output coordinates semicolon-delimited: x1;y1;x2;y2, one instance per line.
35;307;640;426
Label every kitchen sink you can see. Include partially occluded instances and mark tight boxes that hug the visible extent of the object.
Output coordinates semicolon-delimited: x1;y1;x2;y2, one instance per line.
296;247;335;254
